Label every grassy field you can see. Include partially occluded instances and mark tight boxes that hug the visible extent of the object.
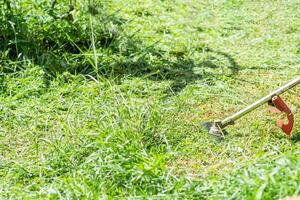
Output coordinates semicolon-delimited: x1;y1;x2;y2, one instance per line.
1;0;300;199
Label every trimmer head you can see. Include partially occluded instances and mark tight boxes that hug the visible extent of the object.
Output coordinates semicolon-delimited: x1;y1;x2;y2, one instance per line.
200;77;300;138
202;122;225;138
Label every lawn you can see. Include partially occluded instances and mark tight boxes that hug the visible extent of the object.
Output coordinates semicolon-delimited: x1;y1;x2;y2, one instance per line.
0;0;300;199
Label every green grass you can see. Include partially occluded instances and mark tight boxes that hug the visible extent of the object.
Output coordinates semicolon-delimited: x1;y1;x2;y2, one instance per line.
0;0;300;199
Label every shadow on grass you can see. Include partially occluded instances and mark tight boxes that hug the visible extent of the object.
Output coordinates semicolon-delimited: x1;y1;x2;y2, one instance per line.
0;1;241;95
0;75;5;93
291;132;300;142
110;46;240;96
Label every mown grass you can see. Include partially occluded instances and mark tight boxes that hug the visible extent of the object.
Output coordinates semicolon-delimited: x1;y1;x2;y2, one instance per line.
0;0;300;199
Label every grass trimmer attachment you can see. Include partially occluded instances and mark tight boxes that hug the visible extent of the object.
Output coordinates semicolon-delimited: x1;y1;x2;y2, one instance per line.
203;77;300;138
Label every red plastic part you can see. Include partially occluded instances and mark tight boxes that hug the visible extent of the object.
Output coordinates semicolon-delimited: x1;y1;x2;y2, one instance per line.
271;96;294;136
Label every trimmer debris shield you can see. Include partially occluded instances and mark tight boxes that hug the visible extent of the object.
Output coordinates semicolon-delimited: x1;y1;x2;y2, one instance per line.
270;95;294;136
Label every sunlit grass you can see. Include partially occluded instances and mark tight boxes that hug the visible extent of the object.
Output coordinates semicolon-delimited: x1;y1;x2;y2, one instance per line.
0;0;299;199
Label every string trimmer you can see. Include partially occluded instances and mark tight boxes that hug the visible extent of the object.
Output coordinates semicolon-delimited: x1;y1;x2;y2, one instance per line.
203;77;300;138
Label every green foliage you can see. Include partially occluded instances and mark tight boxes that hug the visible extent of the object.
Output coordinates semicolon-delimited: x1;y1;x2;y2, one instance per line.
0;0;124;75
0;0;300;199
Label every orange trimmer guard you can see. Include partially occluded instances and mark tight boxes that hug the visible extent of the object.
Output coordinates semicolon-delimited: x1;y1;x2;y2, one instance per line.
270;95;294;136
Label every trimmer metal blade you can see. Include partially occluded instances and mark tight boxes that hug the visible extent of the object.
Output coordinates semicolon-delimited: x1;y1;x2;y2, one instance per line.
202;122;225;138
